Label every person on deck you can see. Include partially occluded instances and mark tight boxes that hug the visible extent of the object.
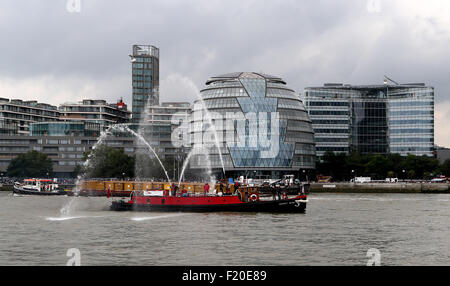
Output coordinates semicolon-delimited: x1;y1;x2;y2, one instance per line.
170;183;176;196
203;183;210;195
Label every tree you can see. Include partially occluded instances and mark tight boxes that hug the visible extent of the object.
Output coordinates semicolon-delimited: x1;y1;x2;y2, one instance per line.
316;151;442;181
80;145;135;178
439;159;450;177
6;150;53;178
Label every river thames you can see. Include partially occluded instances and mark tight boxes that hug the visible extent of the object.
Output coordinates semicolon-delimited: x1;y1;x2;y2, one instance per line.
0;192;449;266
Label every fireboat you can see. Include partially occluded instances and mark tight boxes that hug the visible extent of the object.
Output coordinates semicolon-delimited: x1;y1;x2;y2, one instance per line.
110;175;309;213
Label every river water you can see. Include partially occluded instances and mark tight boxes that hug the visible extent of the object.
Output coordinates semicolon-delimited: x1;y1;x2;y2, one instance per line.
0;192;449;266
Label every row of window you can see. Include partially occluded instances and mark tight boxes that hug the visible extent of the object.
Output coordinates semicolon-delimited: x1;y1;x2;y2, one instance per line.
133;57;152;63
389;101;433;107
314;128;349;134
203;98;240;109
132;63;152;69
390;119;434;125
201;88;246;99
316;147;348;152
266;88;300;100
0;105;59;115
133;88;153;94
391;147;433;152
307;101;349;107
390;110;433;116
312;119;349;125
309;110;349;116
278;99;305;110
390;129;434;134
132;69;153;75
315;137;349;143
133;82;153;88
390;137;434;143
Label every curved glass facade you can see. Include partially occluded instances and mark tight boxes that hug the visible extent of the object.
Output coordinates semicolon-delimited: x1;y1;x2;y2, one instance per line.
190;72;315;177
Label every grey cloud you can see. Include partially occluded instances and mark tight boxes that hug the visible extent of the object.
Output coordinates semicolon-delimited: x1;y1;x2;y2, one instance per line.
0;0;449;106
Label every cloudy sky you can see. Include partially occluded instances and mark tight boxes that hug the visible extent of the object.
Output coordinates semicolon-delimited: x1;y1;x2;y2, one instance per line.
0;0;449;146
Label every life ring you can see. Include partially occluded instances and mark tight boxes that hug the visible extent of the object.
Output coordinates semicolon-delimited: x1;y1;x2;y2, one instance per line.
282;193;288;200
250;194;258;202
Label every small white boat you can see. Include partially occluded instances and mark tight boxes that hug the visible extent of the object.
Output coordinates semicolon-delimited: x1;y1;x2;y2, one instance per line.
13;179;70;196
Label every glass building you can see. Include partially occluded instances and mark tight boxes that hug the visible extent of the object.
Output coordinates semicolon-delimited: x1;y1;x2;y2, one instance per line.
304;83;434;158
30;122;101;137
130;45;159;123
190;72;315;179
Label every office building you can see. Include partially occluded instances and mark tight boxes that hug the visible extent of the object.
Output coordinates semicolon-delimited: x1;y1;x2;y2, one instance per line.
304;82;434;158
190;72;316;178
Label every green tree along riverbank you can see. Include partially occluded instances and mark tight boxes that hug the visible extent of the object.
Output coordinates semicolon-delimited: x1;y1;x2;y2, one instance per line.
6;150;53;178
315;152;448;181
75;144;197;180
75;145;136;178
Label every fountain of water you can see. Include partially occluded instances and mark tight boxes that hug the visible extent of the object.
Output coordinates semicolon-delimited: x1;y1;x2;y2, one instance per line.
60;129;112;216
176;87;227;187
59;123;171;217
108;124;171;183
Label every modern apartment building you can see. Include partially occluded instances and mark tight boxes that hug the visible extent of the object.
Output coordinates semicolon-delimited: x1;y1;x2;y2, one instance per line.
304;82;434;159
0;135;136;177
0;98;60;135
130;45;160;123
58;99;131;130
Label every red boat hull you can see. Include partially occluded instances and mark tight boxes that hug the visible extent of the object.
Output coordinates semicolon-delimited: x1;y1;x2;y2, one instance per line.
110;195;307;213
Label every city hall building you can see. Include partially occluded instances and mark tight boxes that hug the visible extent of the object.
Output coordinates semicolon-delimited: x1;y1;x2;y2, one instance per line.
304;83;434;159
189;72;316;179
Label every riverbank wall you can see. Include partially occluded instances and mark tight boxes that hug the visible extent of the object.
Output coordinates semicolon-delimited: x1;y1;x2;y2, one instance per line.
310;182;450;193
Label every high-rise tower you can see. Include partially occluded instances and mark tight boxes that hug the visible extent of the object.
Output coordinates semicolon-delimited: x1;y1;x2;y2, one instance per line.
130;45;159;123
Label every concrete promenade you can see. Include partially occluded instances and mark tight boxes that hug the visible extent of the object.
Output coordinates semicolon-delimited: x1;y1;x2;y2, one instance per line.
310;182;450;193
